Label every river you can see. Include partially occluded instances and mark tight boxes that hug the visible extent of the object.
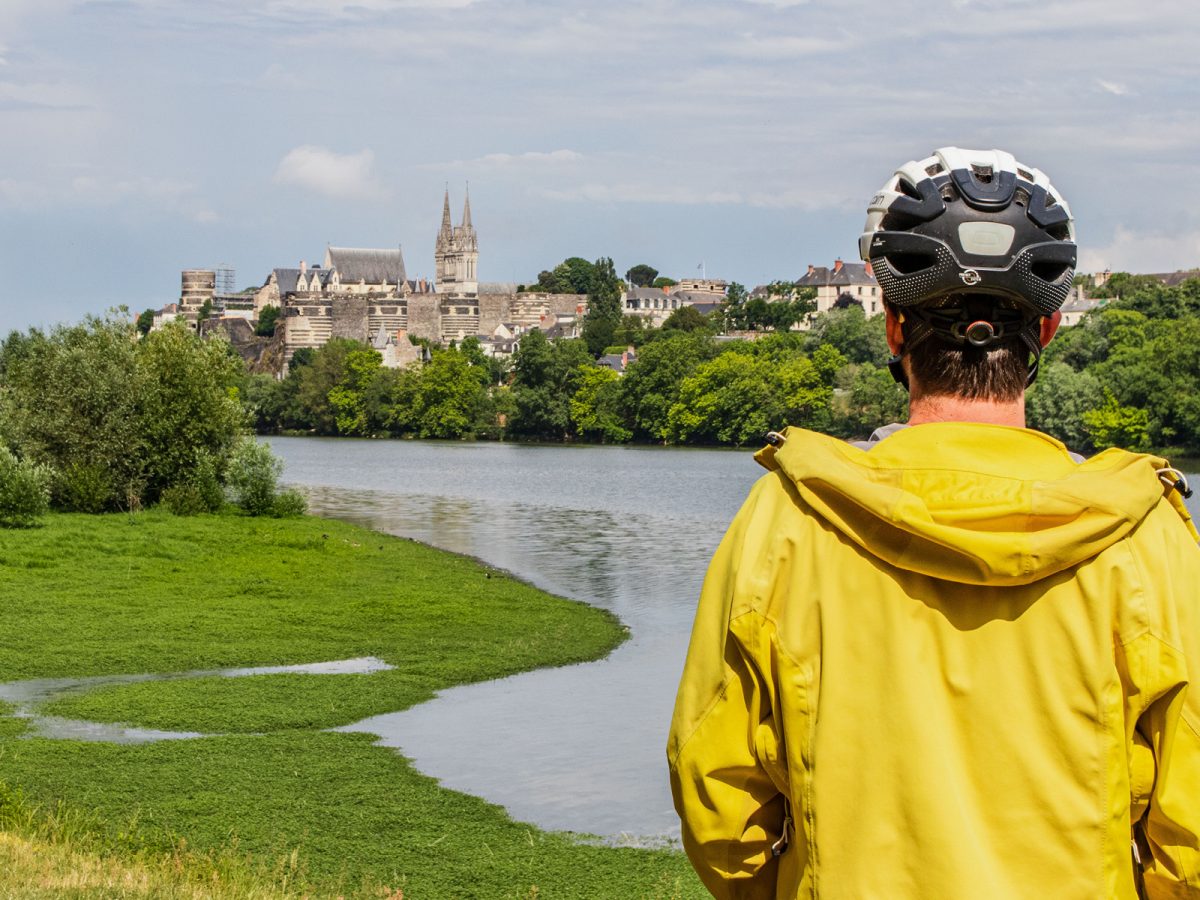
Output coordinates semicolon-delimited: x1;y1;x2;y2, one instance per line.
270;436;1200;842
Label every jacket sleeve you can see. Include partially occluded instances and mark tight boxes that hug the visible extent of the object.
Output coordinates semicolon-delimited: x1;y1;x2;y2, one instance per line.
667;476;789;900
1132;505;1200;897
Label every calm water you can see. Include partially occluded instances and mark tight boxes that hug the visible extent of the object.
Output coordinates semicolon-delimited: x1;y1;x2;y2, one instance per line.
270;437;761;840
270;436;1200;841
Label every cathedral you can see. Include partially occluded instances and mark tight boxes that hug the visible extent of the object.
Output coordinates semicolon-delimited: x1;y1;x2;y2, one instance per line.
181;189;586;368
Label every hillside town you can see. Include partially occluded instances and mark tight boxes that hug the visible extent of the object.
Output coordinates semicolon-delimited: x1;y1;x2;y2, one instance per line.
145;188;1193;378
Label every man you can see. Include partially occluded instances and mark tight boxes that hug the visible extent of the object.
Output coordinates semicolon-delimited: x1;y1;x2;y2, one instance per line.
667;147;1200;899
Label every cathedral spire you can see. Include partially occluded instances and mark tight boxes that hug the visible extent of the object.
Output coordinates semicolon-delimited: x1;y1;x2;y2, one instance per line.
440;186;452;237
462;183;473;230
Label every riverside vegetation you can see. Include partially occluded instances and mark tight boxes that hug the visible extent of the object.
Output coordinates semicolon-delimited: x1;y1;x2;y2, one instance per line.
244;269;1200;457
0;314;702;896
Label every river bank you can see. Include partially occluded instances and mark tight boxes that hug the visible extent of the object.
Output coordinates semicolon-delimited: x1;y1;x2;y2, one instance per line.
0;511;704;898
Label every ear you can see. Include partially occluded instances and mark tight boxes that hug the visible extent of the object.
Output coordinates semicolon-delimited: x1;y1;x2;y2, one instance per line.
885;305;904;355
1040;310;1062;348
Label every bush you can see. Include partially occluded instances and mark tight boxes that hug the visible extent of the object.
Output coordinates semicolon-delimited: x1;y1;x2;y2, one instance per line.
159;483;210;516
225;439;282;516
56;463;117;514
271;489;307;518
0;448;52;527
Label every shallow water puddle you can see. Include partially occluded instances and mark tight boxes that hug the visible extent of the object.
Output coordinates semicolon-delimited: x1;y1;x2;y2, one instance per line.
0;656;393;744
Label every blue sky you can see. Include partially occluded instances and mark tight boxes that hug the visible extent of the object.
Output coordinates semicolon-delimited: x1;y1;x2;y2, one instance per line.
1;0;1197;332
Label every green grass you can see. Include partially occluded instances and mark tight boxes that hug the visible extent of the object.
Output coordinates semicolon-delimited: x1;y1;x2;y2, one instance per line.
0;511;702;898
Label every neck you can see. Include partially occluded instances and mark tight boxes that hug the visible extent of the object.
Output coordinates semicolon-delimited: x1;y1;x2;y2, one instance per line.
906;391;1026;428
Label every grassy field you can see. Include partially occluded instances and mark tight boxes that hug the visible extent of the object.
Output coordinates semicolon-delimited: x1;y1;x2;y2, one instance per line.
0;511;703;898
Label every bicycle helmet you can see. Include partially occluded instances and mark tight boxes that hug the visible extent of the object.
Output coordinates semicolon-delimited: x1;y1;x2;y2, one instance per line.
859;147;1076;387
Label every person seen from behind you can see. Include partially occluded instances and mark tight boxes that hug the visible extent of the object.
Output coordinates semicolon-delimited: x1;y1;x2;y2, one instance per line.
667;146;1200;898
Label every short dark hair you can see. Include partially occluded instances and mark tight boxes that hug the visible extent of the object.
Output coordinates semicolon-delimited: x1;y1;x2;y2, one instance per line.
890;298;1031;402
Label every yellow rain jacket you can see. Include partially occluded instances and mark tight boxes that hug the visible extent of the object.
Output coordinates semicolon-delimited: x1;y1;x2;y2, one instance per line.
668;423;1200;899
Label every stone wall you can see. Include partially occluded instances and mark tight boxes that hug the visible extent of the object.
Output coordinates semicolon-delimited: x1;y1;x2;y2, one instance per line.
477;293;509;335
407;294;441;343
331;294;369;340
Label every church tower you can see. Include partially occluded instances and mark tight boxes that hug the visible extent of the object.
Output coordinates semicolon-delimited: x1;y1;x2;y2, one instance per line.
434;186;479;296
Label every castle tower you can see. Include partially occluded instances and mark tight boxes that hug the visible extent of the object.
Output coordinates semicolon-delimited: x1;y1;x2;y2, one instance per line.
435;186;478;296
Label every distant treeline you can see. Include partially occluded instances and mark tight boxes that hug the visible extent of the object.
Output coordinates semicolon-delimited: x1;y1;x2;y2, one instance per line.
246;273;1200;456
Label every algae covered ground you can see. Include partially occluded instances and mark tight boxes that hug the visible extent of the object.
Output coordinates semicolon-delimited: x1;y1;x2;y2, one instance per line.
0;512;704;898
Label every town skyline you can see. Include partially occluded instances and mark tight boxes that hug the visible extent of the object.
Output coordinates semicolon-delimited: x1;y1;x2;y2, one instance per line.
2;0;1199;334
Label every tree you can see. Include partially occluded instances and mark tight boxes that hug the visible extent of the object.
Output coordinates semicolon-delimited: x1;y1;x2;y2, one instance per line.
136;308;155;336
652;276;678;289
0;315;245;510
1026;361;1102;453
665;349;832;445
289;338;363;434
582;256;623;356
409;348;489;439
661;305;712;333
617;331;719;441
804;306;889;365
255;305;282;337
509;331;591;440
612;314;649;348
831;363;909;440
626;264;659;288
570;366;632;443
1082;390;1151;452
327;347;383;436
197;299;213;323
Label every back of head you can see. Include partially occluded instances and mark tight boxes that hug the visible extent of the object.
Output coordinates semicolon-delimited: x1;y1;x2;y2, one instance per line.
859;147;1077;400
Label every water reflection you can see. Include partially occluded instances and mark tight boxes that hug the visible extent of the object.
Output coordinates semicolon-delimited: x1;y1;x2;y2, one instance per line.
0;657;392;744
271;438;761;839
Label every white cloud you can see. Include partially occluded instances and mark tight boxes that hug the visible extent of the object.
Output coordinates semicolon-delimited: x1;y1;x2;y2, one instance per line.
273;145;381;199
1096;78;1131;96
542;183;744;206
1079;225;1200;274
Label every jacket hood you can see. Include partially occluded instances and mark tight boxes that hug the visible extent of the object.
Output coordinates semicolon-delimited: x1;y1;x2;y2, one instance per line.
756;423;1190;586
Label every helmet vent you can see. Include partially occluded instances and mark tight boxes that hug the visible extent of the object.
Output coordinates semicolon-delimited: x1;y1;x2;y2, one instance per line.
898;179;922;200
887;252;937;275
925;163;945;176
1030;260;1071;283
1017;167;1034;181
1014;187;1030;207
971;164;994;183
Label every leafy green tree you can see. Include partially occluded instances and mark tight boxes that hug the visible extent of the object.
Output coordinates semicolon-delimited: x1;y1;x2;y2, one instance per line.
136;308;155;336
661;305;712;333
652;276;678;288
626;264;659;287
509;331;591;439
582;257;624;356
1026;361;1102;453
0;314;144;509
197;299;213;323
289;338;362;434
328;347;383;436
665;349;832;445
570;366;632;443
136;321;245;501
618;331;718;441
255;305;282;337
612;314;649;348
830;364;909;439
804;305;889;365
0;315;244;510
1082;390;1151;452
409;348;489;439
0;446;52;527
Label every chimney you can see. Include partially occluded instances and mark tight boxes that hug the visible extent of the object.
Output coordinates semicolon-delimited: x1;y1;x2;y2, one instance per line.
833;258;844;274
299;260;307;274
807;264;815;276
864;260;874;278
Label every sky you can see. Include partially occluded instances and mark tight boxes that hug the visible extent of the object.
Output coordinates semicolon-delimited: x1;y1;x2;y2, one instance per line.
1;0;1198;333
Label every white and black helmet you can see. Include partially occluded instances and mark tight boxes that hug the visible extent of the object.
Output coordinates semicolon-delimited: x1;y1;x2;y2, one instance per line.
860;147;1077;383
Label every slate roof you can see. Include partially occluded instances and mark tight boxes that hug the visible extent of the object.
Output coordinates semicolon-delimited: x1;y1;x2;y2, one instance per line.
326;246;407;285
1150;269;1200;288
796;262;876;289
478;282;518;294
273;268;301;295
